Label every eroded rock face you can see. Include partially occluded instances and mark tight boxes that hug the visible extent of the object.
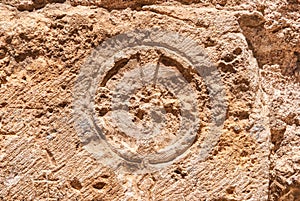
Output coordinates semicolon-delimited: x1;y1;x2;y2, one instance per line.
0;1;299;200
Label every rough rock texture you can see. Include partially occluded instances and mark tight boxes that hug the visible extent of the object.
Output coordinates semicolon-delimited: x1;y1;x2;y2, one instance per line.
0;0;299;200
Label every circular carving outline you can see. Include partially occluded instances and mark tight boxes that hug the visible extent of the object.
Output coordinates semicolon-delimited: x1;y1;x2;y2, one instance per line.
104;46;201;166
73;29;227;173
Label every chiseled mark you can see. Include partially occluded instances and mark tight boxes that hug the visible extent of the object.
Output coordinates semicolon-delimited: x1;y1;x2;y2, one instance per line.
52;163;66;173
44;148;57;166
152;52;162;87
142;6;196;26
32;170;59;200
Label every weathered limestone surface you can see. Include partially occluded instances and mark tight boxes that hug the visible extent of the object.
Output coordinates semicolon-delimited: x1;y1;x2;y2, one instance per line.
0;0;299;200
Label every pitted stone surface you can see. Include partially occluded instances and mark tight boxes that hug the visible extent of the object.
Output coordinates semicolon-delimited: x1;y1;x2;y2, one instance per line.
0;1;299;200
73;30;227;173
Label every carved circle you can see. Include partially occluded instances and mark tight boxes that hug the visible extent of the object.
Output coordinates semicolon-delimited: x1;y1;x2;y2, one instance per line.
73;29;227;173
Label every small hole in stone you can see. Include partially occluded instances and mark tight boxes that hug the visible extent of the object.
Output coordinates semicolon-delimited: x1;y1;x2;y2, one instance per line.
240;150;248;157
233;47;242;55
0;102;8;107
171;174;178;181
235;111;249;119
100;94;108;98
58;101;68;108
140;97;150;103
92;182;106;190
70;177;82;190
218;62;236;73
222;53;235;63
174;168;188;178
96;107;109;116
75;141;81;149
101;175;110;179
135;109;145;120
226;186;235;194
164;104;179;116
61;85;66;90
35;112;44;118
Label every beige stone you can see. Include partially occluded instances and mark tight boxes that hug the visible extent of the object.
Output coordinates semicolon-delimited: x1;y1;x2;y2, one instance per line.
0;0;299;200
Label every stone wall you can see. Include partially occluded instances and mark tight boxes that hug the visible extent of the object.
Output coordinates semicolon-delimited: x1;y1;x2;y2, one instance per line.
0;0;299;200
